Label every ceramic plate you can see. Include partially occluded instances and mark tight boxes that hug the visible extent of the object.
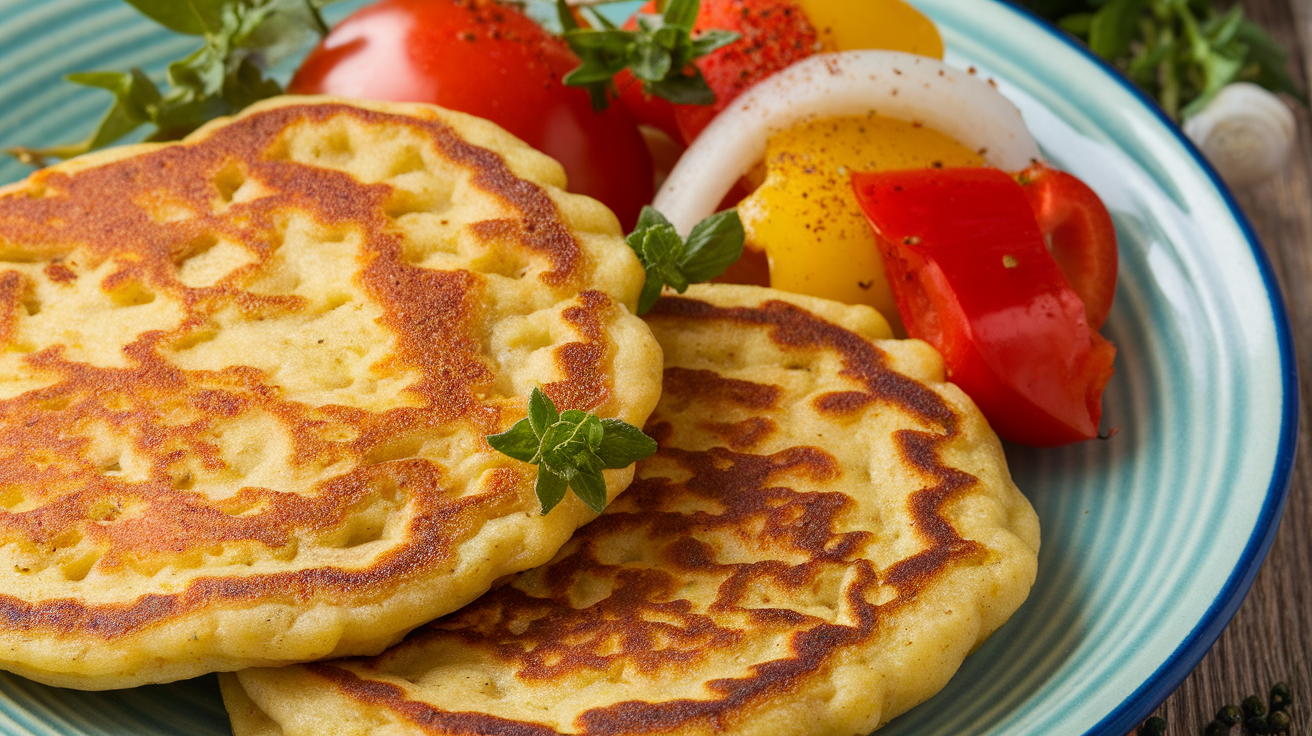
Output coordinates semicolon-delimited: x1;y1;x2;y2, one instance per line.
0;1;1296;734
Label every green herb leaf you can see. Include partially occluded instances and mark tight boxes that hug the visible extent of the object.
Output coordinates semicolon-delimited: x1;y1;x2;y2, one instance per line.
625;206;745;314
681;209;745;283
1234;20;1309;104
1034;0;1307;121
535;469;570;515
556;0;740;111
485;420;541;464
123;0;209;35
487;387;656;515
1088;0;1146;60
569;466;609;513
527;387;560;438
6;0;341;167
596;419;659;468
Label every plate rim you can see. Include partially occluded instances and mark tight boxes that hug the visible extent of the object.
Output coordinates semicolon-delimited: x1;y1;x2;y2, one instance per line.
0;1;1300;734
983;2;1301;734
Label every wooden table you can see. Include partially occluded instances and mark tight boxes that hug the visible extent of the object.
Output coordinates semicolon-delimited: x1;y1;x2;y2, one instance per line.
1149;0;1312;731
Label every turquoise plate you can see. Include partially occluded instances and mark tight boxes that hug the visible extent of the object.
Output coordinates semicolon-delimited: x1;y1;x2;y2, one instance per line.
0;1;1296;734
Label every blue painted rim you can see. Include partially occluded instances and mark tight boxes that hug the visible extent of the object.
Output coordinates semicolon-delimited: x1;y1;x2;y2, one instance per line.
989;2;1300;734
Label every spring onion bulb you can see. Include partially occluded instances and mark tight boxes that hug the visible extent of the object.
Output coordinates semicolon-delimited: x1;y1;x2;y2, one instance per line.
1183;82;1296;188
652;50;1043;235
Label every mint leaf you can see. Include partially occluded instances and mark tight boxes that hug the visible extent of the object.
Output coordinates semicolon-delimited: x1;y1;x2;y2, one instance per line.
625;206;745;315
527;387;560;438
123;0;208;35
485;420;540;464
569;467;609;514
7;0;342;167
682;209;744;283
536;469;569;515
557;0;740;111
487;387;656;515
596;419;658;469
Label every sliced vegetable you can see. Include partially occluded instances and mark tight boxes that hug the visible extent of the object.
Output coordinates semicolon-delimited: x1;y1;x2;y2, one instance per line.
619;0;946;146
289;0;653;228
735;114;984;335
654;50;1042;236
799;0;943;60
1018;163;1118;330
851;167;1116;446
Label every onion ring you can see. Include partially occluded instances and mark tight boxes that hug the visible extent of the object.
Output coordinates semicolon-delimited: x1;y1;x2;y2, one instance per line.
653;50;1043;234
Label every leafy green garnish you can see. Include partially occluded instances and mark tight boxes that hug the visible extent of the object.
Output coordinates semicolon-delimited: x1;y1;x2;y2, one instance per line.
5;0;339;166
486;388;657;515
625;206;744;315
555;0;739;111
1015;0;1308;120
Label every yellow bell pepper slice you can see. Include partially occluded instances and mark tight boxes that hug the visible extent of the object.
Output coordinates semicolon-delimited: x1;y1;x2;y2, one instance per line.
737;115;983;335
798;0;944;59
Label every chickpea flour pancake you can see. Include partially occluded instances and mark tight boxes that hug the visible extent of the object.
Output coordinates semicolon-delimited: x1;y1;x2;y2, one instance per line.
223;284;1040;736
0;96;662;689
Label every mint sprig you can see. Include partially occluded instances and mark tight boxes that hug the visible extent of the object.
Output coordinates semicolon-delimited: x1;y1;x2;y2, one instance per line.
555;0;739;111
5;0;339;166
486;388;657;515
625;206;744;315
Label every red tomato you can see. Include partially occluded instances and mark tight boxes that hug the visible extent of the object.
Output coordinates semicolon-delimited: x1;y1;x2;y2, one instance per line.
622;0;819;145
1019;164;1118;330
290;0;653;229
851;167;1116;447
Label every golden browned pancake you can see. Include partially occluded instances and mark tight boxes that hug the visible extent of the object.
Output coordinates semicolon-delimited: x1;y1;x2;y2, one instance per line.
222;284;1039;736
0;96;662;689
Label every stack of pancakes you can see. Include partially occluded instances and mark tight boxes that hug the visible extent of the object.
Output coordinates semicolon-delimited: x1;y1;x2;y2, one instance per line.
0;98;1039;734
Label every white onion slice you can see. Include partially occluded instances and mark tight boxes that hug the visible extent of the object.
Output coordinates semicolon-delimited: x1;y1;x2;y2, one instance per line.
653;50;1043;235
1183;82;1296;188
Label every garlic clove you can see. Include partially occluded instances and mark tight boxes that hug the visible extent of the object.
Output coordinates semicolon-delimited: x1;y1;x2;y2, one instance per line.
1183;82;1297;188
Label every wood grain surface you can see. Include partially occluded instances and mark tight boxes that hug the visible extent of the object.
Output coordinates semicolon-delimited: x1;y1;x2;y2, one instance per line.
1145;0;1312;732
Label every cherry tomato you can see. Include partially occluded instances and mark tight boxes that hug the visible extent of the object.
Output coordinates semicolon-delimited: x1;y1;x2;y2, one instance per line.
290;0;653;229
852;167;1116;447
1019;164;1119;330
621;0;819;145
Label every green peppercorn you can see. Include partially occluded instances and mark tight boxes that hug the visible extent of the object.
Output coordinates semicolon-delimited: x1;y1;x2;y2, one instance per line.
1245;715;1270;734
1269;682;1291;712
1218;704;1242;726
1266;709;1290;730
1136;716;1166;736
1243;695;1267;718
1203;720;1227;736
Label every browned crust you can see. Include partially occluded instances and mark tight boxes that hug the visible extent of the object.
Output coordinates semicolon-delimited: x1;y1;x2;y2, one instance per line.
0;102;616;640
307;295;987;735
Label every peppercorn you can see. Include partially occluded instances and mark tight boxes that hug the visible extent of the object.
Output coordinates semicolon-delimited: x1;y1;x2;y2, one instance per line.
1243;695;1267;718
1217;704;1242;726
1266;709;1290;731
1136;716;1166;736
1203;721;1227;736
1245;715;1270;734
1269;682;1291;712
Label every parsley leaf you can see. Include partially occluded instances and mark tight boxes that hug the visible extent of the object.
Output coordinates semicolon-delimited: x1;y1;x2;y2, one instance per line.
486;388;657;515
1015;0;1307;121
625;206;744;315
5;0;340;167
555;0;739;111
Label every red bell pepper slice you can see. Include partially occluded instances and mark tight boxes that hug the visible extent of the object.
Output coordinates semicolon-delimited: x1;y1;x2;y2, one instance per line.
851;167;1116;447
1019;164;1118;330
